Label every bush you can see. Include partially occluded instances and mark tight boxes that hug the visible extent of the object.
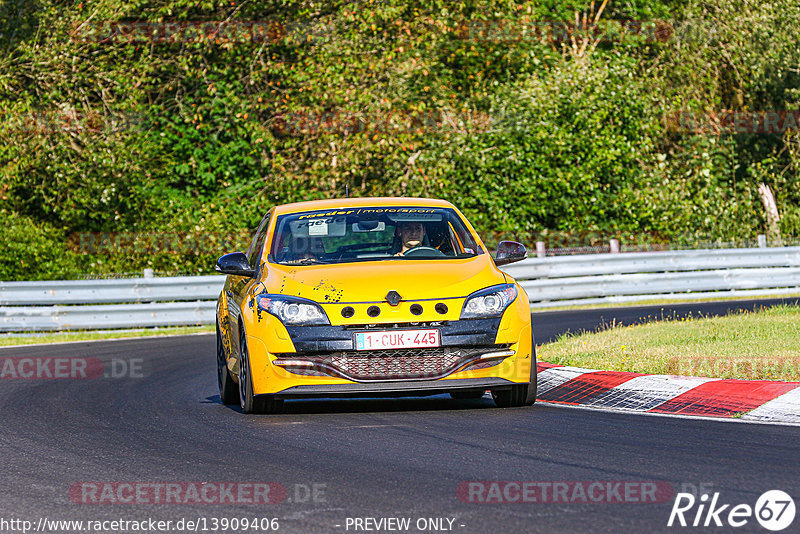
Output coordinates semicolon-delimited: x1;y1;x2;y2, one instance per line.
0;211;79;280
1;0;799;280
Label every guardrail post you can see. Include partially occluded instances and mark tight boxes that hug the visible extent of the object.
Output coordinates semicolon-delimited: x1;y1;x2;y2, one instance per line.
757;234;767;248
536;241;546;258
609;239;620;253
143;268;154;278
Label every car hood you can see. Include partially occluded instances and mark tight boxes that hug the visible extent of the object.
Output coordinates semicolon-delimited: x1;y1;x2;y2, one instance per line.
263;256;505;303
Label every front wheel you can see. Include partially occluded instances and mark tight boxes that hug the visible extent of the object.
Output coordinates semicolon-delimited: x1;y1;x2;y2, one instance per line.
217;322;238;405
492;383;536;408
492;353;537;408
238;328;283;414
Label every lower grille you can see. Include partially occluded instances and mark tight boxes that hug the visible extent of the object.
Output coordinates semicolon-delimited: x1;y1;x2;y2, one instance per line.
274;345;511;381
331;348;463;380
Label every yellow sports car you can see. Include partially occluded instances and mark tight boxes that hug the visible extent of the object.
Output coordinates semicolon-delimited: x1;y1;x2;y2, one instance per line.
215;197;536;413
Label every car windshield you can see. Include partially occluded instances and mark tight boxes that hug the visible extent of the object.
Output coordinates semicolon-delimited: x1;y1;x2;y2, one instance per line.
269;206;484;265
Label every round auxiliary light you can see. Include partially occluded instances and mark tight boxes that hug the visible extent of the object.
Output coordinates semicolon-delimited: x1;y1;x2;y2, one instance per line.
410;304;423;315
435;303;448;314
284;303;301;320
484;295;500;310
367;306;381;317
341;306;355;318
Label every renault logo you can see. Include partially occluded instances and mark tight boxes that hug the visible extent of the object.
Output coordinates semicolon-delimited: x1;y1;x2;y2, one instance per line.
386;291;402;306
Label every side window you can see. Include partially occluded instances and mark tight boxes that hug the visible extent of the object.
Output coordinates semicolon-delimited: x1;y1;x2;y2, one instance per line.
247;210;272;266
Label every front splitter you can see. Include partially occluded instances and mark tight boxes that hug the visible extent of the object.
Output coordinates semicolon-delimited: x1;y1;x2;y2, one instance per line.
271;377;520;399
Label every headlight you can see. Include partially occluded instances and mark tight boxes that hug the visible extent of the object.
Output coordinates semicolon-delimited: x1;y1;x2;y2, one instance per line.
460;284;517;319
256;294;330;326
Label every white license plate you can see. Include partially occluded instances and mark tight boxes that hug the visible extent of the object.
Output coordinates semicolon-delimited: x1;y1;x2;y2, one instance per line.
354;329;440;351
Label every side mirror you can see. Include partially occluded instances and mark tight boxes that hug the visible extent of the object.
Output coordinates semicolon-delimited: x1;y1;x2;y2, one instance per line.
495;241;527;266
215;252;256;277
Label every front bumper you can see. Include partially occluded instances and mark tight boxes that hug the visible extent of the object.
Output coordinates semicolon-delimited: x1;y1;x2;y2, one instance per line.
246;315;533;396
272;318;507;383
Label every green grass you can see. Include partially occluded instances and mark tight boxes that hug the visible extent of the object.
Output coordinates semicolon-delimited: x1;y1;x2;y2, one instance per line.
538;305;800;381
0;325;214;348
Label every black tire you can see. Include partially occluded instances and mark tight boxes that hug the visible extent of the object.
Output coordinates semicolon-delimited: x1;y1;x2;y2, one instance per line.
217;322;239;405
238;327;283;414
449;389;487;400
492;349;538;408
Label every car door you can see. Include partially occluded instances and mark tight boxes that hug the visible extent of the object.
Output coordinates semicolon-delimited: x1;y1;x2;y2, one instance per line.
228;209;272;350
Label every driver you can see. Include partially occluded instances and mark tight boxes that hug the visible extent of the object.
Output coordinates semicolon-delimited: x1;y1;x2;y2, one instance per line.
394;222;426;256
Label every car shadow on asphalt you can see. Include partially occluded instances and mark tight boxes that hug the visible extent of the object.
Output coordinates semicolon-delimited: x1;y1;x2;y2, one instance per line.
204;394;501;414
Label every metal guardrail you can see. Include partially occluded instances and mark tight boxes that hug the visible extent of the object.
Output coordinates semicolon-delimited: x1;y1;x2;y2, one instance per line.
503;247;800;308
501;247;800;278
1;246;799;331
0;275;223;305
0;302;218;331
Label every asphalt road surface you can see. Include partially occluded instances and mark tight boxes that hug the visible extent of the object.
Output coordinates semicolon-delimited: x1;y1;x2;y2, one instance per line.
2;299;799;533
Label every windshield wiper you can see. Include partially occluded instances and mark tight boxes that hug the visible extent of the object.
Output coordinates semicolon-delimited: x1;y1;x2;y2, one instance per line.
278;258;331;265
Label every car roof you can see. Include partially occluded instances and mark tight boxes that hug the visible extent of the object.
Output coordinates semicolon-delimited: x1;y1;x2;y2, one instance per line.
273;197;456;215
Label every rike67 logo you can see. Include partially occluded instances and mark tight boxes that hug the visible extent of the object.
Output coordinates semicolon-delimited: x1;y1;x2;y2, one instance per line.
668;490;795;531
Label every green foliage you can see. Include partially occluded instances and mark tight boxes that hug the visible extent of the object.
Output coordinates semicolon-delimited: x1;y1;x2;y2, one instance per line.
1;0;799;280
436;55;660;236
0;211;80;280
